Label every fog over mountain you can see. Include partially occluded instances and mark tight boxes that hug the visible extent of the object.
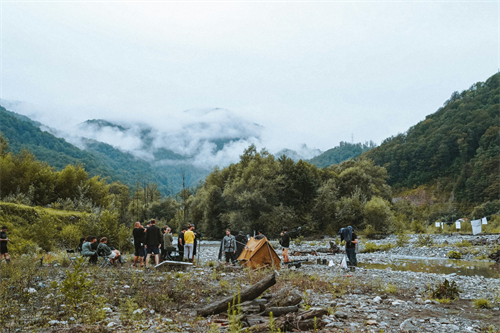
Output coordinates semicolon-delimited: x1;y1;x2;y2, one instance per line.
1;100;322;170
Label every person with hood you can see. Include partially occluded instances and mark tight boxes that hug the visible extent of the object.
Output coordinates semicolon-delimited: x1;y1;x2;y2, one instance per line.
234;231;247;259
339;226;358;270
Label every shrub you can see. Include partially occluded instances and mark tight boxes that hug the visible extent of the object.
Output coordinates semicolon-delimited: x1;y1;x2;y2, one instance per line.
416;234;434;247
362;225;377;239
447;251;462;259
395;232;410;247
361;242;394;253
410;220;427;234
454;239;472;247
58;256;93;306
293;236;304;246
431;279;460;300
473;298;492;309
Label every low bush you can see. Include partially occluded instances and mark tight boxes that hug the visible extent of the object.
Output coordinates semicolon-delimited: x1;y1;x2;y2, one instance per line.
395;232;410;247
454;239;472;247
361;242;394;253
473;298;492;309
410;220;427;234
447;251;463;259
431;279;460;300
416;234;434;247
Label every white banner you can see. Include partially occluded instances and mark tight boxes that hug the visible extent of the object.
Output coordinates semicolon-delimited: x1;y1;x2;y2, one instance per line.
455;221;461;229
441;222;444;229
482;217;487;225
471;219;482;235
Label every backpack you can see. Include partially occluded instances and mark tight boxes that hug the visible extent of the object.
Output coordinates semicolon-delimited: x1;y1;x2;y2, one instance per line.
339;226;353;243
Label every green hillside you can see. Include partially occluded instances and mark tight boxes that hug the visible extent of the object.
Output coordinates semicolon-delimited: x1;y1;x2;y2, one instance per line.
309;141;376;168
364;73;499;212
0;106;171;194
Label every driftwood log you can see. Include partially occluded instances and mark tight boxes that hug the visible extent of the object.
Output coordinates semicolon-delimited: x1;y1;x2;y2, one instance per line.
196;273;276;317
262;306;298;316
297;307;329;320
268;291;302;307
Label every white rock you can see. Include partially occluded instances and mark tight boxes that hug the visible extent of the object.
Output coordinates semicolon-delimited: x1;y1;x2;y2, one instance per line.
48;320;59;325
373;296;382;303
103;307;113;313
107;322;116;328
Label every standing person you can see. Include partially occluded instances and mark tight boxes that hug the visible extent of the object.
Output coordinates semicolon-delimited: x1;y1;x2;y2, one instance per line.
184;225;195;263
191;224;199;258
163;227;173;260
280;227;290;263
235;231;247;259
178;227;186;258
255;230;265;240
339;226;358;271
132;222;145;267
144;219;162;269
0;226;11;263
222;229;237;265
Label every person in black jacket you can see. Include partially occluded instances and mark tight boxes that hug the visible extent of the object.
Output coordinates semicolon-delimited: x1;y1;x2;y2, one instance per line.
234;231;247;259
280;227;290;263
177;227;186;257
132;222;145;267
144;219;162;269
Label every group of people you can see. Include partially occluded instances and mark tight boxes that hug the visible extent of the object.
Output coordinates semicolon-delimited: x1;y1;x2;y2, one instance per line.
79;235;124;265
132;219;201;269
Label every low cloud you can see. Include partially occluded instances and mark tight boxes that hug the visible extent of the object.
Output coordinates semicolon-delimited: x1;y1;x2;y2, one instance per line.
2;101;322;169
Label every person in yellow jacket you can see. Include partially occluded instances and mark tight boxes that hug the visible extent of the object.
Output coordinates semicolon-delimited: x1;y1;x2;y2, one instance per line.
184;225;195;262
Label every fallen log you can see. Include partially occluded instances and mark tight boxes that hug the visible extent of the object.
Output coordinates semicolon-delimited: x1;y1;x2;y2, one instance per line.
268;291;302;307
196;273;276;317
247;314;290;332
297;307;328;321
262;306;298;316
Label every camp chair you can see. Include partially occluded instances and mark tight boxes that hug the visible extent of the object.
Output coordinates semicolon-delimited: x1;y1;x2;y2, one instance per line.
66;249;78;266
97;248;113;268
164;247;183;262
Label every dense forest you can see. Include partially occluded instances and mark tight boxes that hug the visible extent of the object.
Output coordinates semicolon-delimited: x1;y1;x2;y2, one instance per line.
189;145;393;239
309;141;376;168
364;73;499;216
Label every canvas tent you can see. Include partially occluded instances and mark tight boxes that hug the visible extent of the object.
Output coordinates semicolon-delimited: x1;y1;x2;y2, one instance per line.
237;237;281;270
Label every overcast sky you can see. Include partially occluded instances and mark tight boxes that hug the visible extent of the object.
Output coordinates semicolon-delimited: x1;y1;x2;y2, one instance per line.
1;0;498;154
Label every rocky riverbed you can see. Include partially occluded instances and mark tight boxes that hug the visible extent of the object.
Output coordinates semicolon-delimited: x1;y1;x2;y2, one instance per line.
1;234;499;332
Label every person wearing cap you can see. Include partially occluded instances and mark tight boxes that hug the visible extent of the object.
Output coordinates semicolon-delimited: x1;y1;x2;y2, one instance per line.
183;225;195;263
0;226;11;263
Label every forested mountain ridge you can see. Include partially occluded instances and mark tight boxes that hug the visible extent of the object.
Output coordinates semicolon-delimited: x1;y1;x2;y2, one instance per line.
308;141;376;168
0;106;171;194
364;72;499;213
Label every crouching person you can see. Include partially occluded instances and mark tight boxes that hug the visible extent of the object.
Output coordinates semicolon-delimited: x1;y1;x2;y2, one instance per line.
98;237;123;265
